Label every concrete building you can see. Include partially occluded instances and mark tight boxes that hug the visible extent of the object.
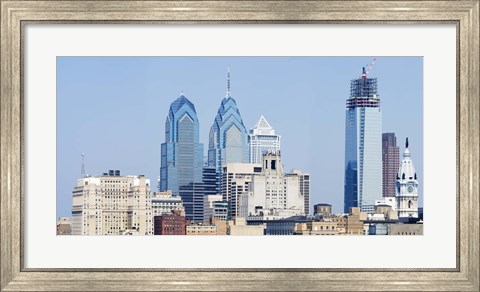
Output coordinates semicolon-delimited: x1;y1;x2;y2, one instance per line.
344;67;382;214
227;217;264;236
249;115;281;164
71;171;153;235
396;138;419;218
382;133;400;204
247;151;305;216
208;68;249;192
203;194;228;222
222;152;307;220
222;162;262;219
151;190;184;217
374;203;398;221
295;221;338;236
346;207;367;235
153;210;186;235
186;224;217;235
56;217;71;235
289;169;311;215
388;222;423;235
313;203;332;216
247;216;307;236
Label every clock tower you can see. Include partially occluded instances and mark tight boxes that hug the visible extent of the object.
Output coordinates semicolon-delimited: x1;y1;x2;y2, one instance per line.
396;138;419;218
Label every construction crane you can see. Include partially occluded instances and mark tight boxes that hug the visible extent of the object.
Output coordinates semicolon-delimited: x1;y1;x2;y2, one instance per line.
361;58;377;78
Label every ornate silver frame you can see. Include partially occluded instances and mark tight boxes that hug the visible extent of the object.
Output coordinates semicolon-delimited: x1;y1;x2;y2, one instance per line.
1;1;478;291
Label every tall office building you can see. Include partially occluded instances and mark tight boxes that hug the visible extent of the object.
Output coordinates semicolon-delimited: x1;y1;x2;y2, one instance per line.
71;171;153;235
344;67;382;214
249;115;281;164
382;133;400;201
160;94;205;221
223;152;307;219
208;68;249;191
290;169;311;215
396;138;419;218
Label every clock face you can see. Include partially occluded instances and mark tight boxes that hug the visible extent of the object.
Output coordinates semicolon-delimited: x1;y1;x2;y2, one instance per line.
407;186;414;193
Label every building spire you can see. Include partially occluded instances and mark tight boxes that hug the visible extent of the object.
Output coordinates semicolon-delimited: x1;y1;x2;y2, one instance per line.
226;66;231;97
406;137;409;148
81;153;86;177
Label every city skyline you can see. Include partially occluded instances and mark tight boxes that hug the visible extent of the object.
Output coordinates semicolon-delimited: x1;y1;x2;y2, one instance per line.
57;56;423;218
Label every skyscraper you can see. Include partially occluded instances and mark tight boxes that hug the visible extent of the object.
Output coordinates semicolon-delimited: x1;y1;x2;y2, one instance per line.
382;133;400;199
344;67;382;214
396;138;419;218
249;115;281;164
208;68;249;190
160;94;205;221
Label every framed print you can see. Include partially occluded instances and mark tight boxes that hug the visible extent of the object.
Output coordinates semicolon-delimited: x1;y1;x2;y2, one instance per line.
1;1;479;291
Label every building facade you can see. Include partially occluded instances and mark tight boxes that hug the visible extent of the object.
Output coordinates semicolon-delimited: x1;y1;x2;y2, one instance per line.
222;162;262;219
344;67;383;214
245;151;305;217
56;217;72;235
71;172;153;235
203;194;228;222
151;190;184;217
160;94;205;222
290;169;310;215
382;133;400;206
313;203;332;216
396;138;419;218
208;69;249;191
248;115;281;164
153;210;186;235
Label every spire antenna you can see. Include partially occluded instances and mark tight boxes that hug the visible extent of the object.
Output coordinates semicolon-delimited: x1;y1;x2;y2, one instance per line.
81;153;86;177
226;66;231;97
406;137;409;148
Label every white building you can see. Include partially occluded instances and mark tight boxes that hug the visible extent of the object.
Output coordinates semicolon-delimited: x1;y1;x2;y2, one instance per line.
289;169;310;215
222;163;262;218
396;138;419;218
151;190;184;217
224;151;306;219
71;171;153;235
203;194;228;222
249;115;281;164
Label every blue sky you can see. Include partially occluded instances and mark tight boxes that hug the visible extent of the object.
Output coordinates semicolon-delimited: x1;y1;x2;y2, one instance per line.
56;56;423;217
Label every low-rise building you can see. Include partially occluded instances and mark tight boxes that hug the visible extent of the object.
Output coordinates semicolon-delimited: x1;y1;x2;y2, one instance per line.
154;210;186;235
313;203;332;216
186;224;217;235
151;190;184;217
227;217;264;236
203;194;228;222
295;221;338;235
346;207;367;235
56;217;72;235
388;222;423;235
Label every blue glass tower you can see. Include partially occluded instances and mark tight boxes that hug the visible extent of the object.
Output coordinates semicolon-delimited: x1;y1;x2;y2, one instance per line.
160;94;205;221
344;68;382;214
208;69;249;190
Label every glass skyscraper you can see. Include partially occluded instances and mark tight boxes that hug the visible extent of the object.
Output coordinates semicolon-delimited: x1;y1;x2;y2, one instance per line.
208;69;249;190
249;115;281;164
160;94;205;221
344;68;382;214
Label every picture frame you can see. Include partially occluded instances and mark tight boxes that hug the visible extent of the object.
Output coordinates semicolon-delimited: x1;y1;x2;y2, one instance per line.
1;0;478;291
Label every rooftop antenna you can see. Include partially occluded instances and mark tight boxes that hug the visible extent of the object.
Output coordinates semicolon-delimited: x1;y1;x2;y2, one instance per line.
81;153;86;177
226;66;231;97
